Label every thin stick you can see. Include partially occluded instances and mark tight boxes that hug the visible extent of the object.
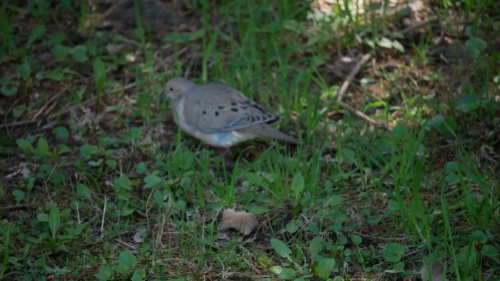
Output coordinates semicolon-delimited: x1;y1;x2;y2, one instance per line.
34;82;77;119
336;53;372;102
48;97;96;119
400;16;439;35
100;195;108;239
338;100;391;131
0;119;37;129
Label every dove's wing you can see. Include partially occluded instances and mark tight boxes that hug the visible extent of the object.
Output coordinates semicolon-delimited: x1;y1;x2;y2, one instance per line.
180;84;278;134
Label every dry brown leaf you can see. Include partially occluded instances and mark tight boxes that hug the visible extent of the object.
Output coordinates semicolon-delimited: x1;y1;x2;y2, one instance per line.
133;227;147;243
346;207;365;223
218;209;258;235
420;261;445;281
105;43;125;55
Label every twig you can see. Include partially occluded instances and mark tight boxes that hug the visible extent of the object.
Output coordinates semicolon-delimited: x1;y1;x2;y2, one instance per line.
34;82;77;119
100;195;108;238
0;204;44;211
0;119;37;129
336;53;372;102
400;16;439;35
338;100;391;131
153;46;189;72
352;231;407;241
48;97;96;119
333;52;390;130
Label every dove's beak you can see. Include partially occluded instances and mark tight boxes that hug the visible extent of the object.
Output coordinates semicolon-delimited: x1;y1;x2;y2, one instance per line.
161;92;169;100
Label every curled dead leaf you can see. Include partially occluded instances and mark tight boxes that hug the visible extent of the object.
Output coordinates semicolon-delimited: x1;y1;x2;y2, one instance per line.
420;261;445;281
218;209;258;235
133;227;147;243
105;43;125;55
346;207;365;223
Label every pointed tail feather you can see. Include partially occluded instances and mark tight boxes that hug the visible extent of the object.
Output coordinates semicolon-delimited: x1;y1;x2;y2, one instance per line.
241;124;301;145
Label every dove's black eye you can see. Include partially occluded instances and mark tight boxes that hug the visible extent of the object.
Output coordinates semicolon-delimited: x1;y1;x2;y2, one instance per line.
169;87;174;91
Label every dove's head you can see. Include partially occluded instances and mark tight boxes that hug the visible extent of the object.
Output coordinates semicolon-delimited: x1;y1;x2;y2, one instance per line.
162;78;195;101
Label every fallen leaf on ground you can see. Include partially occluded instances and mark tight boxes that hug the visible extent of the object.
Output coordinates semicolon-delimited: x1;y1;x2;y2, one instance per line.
420;261;445;281
218;209;258;235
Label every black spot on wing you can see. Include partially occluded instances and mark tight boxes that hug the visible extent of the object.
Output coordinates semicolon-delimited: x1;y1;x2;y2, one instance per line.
231;102;237;106
231;108;238;112
203;111;206;114
242;99;266;113
218;106;225;109
215;111;219;116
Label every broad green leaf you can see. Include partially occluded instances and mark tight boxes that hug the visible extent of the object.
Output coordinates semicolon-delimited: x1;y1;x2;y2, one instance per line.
105;159;116;167
96;266;113;280
124;127;142;140
143;175;161;189
392;40;405;52
426;115;444;127
72;45;88;62
49;207;61;239
465;25;479;37
132;269;146;281
17;139;34;153
457;246;478;265
115;177;132;191
77;183;92;200
388;201;400;211
351;235;362;245
269;265;283;274
249;206;270;215
382;243;405;262
38;137;49;154
471;230;487;244
136;162;147;174
316;257;335;279
394;262;405;271
340;149;355;163
37;214;49;222
481;245;498;259
271;238;292;259
17;62;31;80
174;200;186;211
286;219;300;233
1;86;18;97
277;268;296;280
27;24;46;46
118;251;138;267
52;44;68;59
391;123;408;139
38;70;65;81
309;236;323;257
93;58;106;78
87;159;103;166
53;126;69;138
114;264;129;275
458;94;481;112
60;209;71;219
13;189;25;202
80;144;98;159
291;172;304;201
327;195;343;207
466;37;487;56
377;37;392;49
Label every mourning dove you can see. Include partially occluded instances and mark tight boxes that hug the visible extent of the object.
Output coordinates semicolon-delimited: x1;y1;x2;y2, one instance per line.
162;77;300;156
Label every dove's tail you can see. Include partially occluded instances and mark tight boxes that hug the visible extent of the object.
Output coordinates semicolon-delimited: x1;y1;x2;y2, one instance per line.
242;124;301;145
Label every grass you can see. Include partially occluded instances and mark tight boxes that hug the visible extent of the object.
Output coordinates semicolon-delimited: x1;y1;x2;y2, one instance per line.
1;0;499;280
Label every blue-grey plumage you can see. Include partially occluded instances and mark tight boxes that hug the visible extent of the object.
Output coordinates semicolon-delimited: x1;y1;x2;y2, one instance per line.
162;77;300;155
